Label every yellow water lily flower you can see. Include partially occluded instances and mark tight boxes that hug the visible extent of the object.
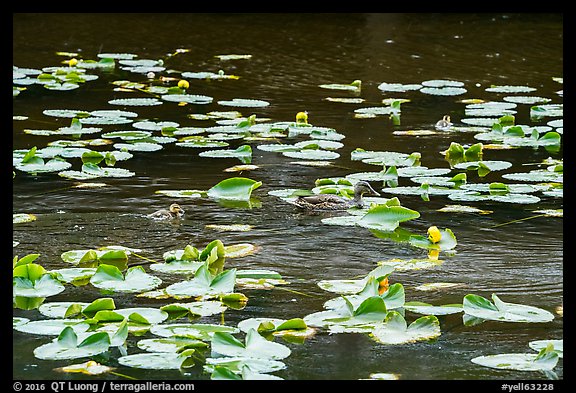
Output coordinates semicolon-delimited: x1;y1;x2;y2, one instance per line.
428;249;440;261
178;79;190;89
427;226;442;243
296;111;308;124
378;277;389;295
68;58;78;67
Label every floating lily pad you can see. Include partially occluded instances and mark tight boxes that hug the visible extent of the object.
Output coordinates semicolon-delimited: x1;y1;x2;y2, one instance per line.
118;351;194;370
90;265;162;293
199;145;252;163
282;149;340;160
420;86;467;96
529;340;563;358
165;265;236;298
217;98;270;108
317;265;395;295
101;130;152;140
211;328;291;360
161;94;213;104
403;302;463;315
204;357;285;375
207;177;262;201
370;312;441;345
378;258;442;271
414;282;464;291
160;301;227;317
14;319;90;336
137;337;208;353
471;345;559;371
108;98;162;106
437;204;493;214
378;82;422;92
237;318;315;338
34;327;111;360
304;296;388;332
205;224;254;232
155;189;206;198
150;323;239;340
503;96;551;104
463;294;555;323
485;85;537;93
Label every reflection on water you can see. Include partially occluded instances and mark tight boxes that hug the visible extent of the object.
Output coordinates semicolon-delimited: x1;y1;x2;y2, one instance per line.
13;13;562;380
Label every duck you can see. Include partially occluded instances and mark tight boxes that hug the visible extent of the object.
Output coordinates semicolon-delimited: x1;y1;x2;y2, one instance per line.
293;181;380;210
148;203;185;220
435;115;452;130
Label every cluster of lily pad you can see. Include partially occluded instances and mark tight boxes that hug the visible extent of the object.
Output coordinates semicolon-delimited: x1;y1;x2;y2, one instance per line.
14;48;562;379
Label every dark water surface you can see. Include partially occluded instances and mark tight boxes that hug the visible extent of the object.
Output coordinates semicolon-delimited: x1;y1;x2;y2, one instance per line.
13;13;563;381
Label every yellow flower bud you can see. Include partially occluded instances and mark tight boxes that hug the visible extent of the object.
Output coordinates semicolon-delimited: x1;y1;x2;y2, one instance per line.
296;111;308;124
427;226;442;243
68;58;78;67
177;79;190;89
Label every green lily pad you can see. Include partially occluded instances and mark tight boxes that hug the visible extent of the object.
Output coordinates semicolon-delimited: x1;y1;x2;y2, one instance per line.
34;327;111;360
303;296;388;331
14;158;72;174
204;357;285;375
113;142;163;152
207;177;262;201
317;265;394;295
211;328;291;360
463;294;555;323
378;257;443;270
408;228;457;251
324;280;405;311
101;130;152;140
118;351;196;370
503;95;551;105
356;204;421;232
237;318;315;338
420;86;467;96
529;340;563;358
370;312;441;344
161;94;213;104
199;145;253;163
471;344;559;371
90;265;162;293
108;98;163;106
13;265;65;298
137;337;208;353
218;98;270;107
403;301;463;315
14;319;91;336
485;85;537;93
150;323;239;340
165;265;236;297
282;149;340;160
378;82;422;92
160;301;227;317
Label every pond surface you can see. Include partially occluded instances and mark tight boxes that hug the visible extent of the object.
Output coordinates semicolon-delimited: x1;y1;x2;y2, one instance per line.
13;13;563;381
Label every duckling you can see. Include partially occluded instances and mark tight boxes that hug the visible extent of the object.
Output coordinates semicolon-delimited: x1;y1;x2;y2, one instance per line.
435;115;452;130
293;181;380;210
148;203;185;220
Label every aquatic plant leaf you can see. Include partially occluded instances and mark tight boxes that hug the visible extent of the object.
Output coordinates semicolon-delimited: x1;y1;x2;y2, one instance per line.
317;265;395;295
101;130;152;140
485;85;537;93
118;351;196;370
199;145;253;163
137;337;208;353
217;98;270;107
160;301;227;318
357;204;420;232
471;345;559;371
90;265;162;293
15;158;72;174
14;319;90;336
165;265;237;297
207;177;262;201
463;294;554;323
370;312;441;344
150;323;239;340
211;328;291;360
34;327;111;360
420;86;466;96
204;357;285;376
161;94;213;104
324;280;405;311
404;301;463;315
378;82;422;92
13;263;65;298
529;340;563;358
108;98;162;106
